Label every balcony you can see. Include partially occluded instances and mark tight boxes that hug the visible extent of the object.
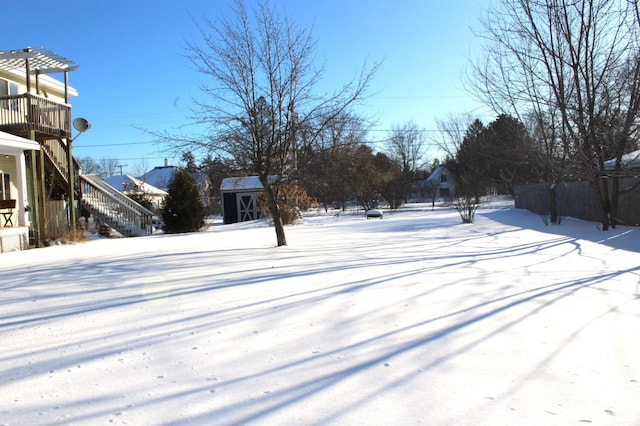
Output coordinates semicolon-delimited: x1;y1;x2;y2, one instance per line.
0;93;71;140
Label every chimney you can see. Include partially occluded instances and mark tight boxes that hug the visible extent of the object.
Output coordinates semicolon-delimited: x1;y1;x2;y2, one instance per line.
164;158;169;167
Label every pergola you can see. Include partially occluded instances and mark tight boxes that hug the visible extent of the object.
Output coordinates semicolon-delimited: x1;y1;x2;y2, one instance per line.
0;46;78;101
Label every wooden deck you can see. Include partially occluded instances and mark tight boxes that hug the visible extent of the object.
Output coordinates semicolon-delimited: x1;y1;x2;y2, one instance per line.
0;93;71;139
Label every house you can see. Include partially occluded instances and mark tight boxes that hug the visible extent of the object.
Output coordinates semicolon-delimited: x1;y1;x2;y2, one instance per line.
0;47;81;247
0;47;153;249
0;131;40;252
140;161;212;211
604;150;640;171
420;166;456;199
104;174;167;211
220;176;265;224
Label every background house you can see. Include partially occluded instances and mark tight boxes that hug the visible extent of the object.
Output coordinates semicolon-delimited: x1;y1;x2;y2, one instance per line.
418;166;456;200
140;161;212;212
604;150;640;171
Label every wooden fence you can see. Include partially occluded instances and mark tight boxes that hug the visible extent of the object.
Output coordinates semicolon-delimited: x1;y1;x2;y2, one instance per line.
45;199;68;238
514;178;640;226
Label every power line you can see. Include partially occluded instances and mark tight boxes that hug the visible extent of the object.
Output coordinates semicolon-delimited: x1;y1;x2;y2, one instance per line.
74;140;157;148
73;130;458;150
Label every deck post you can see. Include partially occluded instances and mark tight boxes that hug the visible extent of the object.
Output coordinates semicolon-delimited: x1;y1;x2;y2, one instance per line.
67;137;76;232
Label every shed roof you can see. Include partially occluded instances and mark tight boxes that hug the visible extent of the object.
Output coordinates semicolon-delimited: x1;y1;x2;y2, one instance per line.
220;176;264;192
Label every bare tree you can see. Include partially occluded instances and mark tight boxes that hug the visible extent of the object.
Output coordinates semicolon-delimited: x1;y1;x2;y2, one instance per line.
173;0;379;245
433;113;476;158
386;120;427;203
98;158;121;179
78;156;101;175
296;112;369;211
130;158;150;180
469;0;640;230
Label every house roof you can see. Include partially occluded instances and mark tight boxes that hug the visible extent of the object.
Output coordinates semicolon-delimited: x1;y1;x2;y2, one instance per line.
0;130;41;155
104;174;167;196
139;166;210;191
426;166;449;182
139;166;178;191
604;150;640;170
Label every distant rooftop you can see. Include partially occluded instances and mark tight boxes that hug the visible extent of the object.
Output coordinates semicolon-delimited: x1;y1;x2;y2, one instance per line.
104;174;168;196
604;150;640;171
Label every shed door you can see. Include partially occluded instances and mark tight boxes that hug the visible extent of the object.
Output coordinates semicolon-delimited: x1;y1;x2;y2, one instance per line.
238;194;257;222
223;192;238;224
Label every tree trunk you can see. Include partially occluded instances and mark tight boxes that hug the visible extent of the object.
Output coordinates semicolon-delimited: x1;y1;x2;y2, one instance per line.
590;177;611;231
263;184;287;246
610;176;620;228
549;184;558;224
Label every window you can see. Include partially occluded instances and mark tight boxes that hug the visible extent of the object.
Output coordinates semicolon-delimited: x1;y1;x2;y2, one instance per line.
440;174;448;183
0;78;19;111
0;79;7;111
1;173;10;200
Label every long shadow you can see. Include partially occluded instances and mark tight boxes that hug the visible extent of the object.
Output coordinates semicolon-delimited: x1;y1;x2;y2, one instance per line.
2;209;638;424
179;265;639;425
482;207;640;253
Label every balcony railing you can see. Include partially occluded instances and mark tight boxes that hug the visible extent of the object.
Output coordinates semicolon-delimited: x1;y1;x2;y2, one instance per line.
0;93;71;139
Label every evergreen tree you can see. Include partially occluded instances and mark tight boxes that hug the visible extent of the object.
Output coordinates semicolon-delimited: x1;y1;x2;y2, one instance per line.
162;169;205;233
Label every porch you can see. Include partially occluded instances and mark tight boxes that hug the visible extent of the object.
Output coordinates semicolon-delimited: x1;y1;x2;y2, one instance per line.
0;130;39;252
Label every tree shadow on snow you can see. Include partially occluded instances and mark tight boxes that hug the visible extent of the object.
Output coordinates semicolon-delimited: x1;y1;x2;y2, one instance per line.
480;207;640;253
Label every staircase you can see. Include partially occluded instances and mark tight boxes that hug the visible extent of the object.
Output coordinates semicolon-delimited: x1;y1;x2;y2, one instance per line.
80;174;153;237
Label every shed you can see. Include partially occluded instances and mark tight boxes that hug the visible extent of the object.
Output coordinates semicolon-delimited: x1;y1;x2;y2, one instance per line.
220;176;265;224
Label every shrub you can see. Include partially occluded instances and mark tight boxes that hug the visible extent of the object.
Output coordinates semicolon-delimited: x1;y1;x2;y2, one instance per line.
162;169;205;233
259;184;316;225
452;195;480;223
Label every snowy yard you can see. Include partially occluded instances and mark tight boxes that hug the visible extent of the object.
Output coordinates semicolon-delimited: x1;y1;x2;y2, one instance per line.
1;201;639;425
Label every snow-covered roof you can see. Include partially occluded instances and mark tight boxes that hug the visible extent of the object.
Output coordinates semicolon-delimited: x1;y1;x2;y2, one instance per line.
418;166;452;188
139;166;178;191
220;176;264;192
604;150;640;170
104;174;167;196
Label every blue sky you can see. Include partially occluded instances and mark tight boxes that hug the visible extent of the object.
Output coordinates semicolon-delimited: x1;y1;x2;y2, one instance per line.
4;0;493;175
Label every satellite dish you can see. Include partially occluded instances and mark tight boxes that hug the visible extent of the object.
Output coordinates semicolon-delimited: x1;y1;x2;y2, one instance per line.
73;117;92;133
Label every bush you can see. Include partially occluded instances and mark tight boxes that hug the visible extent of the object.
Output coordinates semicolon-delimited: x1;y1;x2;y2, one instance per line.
162;169;205;233
452;195;480;223
259;184;316;225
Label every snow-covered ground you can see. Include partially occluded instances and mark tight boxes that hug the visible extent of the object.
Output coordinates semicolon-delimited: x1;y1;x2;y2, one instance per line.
1;200;639;425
